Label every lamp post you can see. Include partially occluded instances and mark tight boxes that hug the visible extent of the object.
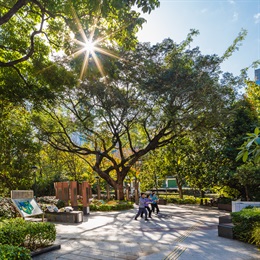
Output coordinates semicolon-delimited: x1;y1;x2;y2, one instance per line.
134;160;142;204
95;176;101;200
106;183;110;200
125;176;130;201
155;175;159;195
165;177;168;200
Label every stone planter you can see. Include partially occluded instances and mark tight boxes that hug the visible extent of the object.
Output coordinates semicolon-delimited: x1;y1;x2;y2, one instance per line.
45;211;83;223
218;203;232;211
158;199;167;205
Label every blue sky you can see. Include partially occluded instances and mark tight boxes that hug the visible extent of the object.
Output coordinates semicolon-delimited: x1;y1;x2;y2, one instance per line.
137;0;260;80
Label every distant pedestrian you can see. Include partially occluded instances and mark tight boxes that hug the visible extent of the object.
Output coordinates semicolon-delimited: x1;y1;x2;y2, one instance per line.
150;192;160;214
134;193;149;221
141;194;152;218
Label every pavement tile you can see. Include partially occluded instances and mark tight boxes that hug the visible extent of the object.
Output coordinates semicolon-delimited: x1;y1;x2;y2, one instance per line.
32;205;260;260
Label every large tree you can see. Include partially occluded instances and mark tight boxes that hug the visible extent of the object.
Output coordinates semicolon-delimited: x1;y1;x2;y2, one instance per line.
32;30;244;199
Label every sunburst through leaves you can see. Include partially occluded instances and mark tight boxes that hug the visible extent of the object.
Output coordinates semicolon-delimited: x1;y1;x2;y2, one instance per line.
70;6;122;82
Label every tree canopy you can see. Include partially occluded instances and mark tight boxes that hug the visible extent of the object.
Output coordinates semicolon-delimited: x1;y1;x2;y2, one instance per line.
32;31;244;199
0;0;160;103
0;101;41;196
1;1;256;200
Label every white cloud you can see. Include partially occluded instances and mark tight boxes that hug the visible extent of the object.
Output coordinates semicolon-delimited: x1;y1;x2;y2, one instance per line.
254;13;260;24
201;8;207;14
232;12;238;22
228;0;235;5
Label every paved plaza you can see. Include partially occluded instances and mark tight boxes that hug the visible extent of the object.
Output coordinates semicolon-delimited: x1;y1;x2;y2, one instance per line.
33;204;259;260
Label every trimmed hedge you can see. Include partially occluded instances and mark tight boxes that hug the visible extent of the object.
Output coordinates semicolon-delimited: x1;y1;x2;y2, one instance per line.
0;244;31;260
0;218;26;246
89;200;134;211
24;221;56;250
231;207;260;244
159;195;209;205
0;218;56;251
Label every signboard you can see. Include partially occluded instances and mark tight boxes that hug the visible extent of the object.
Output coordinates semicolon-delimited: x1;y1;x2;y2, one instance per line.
11;198;43;218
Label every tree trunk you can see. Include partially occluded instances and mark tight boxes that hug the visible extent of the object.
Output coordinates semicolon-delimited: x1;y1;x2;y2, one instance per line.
176;177;183;199
245;185;249;201
106;183;110;200
200;189;205;198
115;182;124;200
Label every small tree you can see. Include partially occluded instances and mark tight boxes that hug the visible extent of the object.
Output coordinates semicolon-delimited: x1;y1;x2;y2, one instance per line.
236;127;260;163
235;162;260;201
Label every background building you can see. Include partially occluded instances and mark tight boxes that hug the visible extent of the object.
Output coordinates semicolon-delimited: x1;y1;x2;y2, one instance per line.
255;68;260;85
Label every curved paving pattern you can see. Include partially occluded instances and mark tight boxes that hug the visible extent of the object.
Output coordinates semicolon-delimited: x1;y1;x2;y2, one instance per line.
32;205;260;260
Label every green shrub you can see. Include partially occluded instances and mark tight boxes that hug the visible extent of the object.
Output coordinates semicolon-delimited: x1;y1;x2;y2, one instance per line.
0;198;19;220
250;224;260;246
0;218;27;246
218;197;232;204
37;197;64;212
24;222;56;251
56;199;66;209
90;200;134;211
0;218;56;251
0;244;31;260
159;195;205;205
231;207;260;244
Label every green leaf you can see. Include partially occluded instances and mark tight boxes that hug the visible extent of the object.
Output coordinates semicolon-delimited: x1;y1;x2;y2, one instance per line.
254;127;259;136
242;150;249;162
255;137;260;145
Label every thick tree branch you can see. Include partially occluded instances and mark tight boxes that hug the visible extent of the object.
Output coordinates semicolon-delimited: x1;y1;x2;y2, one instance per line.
0;12;45;67
0;0;27;26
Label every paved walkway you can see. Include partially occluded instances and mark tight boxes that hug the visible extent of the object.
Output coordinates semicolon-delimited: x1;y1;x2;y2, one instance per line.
33;204;259;260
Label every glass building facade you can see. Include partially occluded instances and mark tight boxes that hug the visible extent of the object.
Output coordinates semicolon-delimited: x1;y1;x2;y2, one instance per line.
255;68;260;85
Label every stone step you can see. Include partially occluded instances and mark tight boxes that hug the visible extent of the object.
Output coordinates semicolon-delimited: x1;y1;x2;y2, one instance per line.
219;215;232;224
218;223;234;239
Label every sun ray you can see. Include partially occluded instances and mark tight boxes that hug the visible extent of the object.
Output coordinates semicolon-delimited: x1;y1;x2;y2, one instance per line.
70;6;88;44
71;48;88;59
67;4;130;82
37;3;138;81
94;46;123;60
91;52;106;79
79;50;90;82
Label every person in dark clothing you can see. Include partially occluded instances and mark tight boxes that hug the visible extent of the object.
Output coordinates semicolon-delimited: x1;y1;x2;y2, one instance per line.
134;193;149;221
141;194;152;218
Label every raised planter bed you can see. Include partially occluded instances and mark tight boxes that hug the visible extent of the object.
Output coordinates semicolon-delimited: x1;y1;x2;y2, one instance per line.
158;199;167;205
218;214;234;239
219;215;232;224
218;203;232;211
45;211;83;223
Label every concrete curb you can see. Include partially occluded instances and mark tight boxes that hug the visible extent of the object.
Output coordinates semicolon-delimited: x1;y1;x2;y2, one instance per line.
31;244;61;258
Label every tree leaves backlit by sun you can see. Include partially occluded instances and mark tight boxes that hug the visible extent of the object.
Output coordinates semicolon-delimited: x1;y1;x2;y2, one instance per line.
69;6;122;83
